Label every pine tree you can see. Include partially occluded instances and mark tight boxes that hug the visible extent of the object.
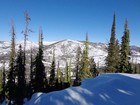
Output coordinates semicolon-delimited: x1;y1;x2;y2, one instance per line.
28;44;34;97
134;64;137;74
114;39;121;72
64;60;69;83
55;61;63;90
56;61;61;84
33;28;46;92
79;32;91;80
6;21;16;104
0;70;2;92
120;19;131;73
68;58;72;84
22;13;31;93
63;59;70;88
15;45;26;105
74;47;81;86
106;13;118;72
90;58;98;77
0;62;6;103
49;49;56;87
2;62;5;97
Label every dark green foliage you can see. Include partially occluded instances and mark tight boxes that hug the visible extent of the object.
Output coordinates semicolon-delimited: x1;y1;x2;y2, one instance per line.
73;47;81;86
33;28;46;92
2;63;6;96
0;63;6;103
120;19;131;73
55;61;63;90
64;60;69;83
106;13;119;72
68;58;72;84
90;58;98;77
15;45;26;105
0;71;2;93
64;59;70;88
49;49;56;87
6;22;16;104
34;53;46;92
114;39;121;72
27;45;34;98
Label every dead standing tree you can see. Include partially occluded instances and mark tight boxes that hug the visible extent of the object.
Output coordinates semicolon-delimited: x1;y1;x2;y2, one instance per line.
22;11;32;66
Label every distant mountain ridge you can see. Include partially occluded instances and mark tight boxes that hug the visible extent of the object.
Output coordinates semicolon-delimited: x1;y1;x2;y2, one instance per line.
0;39;140;70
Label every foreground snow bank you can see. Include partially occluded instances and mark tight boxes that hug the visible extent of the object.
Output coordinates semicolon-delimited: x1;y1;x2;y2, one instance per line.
25;73;140;105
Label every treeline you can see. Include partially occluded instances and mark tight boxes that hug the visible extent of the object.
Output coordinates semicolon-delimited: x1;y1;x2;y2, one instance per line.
0;12;98;105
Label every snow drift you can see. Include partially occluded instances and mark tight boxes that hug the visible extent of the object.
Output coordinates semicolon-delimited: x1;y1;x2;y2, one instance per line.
25;73;140;105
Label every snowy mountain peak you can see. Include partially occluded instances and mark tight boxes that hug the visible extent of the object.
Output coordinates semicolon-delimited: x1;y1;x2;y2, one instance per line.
0;39;140;70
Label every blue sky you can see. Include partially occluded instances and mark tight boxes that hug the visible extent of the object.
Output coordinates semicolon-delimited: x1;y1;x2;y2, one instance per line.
0;0;140;46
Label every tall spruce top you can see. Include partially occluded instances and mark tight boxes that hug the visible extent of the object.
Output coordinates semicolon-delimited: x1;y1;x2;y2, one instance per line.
110;13;116;43
10;20;16;59
39;27;43;47
85;32;89;58
124;18;130;43
124;18;128;31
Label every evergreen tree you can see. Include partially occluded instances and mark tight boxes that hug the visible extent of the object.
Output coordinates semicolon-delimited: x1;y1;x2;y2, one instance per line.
15;45;26;105
0;70;2;93
114;39;121;72
79;32;92;80
60;71;63;84
56;61;61;84
0;62;6;103
22;13;31;94
2;63;5;97
55;61;63;90
33;28;46;92
106;13;118;72
74;47;81;86
90;58;98;77
68;58;72;84
133;64;137;74
6;21;16;104
63;59;70;88
120;19;131;73
64;60;69;83
49;49;56;87
28;44;34;97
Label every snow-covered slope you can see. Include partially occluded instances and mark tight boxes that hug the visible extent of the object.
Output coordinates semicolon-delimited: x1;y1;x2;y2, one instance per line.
0;40;140;70
24;73;140;105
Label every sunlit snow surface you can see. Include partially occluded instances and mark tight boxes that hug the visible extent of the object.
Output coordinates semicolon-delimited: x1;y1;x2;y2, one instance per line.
23;73;140;105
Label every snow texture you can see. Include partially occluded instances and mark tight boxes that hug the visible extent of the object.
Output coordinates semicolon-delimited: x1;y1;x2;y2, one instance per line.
24;73;140;105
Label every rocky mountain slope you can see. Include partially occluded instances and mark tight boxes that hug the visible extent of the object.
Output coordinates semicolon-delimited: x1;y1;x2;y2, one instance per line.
0;40;140;70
